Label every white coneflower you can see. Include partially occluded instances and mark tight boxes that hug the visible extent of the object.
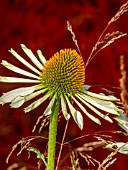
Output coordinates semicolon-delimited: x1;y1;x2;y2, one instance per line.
0;44;122;129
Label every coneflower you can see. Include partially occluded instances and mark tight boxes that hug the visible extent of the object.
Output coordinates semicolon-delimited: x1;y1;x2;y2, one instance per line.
0;44;122;129
0;44;123;169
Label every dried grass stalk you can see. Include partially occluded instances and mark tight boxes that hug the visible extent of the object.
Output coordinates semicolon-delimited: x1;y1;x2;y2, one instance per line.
70;151;81;170
6;136;48;164
85;1;128;67
109;1;128;24
97;151;117;170
32;115;50;133
7;163;20;170
86;31;127;67
96;31;127;50
76;141;106;152
78;152;100;167
67;21;82;58
119;55;128;115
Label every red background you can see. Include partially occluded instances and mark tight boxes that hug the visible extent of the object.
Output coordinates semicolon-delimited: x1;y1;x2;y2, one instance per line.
0;0;128;169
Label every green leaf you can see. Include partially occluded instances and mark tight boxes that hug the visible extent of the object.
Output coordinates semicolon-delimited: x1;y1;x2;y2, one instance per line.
27;147;47;166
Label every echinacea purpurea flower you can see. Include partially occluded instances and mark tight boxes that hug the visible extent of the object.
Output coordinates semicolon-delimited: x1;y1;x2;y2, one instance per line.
0;44;123;129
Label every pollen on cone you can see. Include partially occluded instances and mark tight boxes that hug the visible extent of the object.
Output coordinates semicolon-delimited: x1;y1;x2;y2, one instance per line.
40;49;85;96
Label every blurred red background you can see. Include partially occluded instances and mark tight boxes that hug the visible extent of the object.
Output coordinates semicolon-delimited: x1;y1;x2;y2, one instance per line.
0;0;128;169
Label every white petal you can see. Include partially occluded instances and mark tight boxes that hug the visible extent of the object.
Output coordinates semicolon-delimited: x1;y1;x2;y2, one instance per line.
82;90;119;101
25;89;47;102
44;94;56;116
79;93;119;115
10;89;46;108
0;76;40;83
1;60;39;79
61;95;70;120
72;96;101;125
9;48;40;74
24;92;52;113
82;85;91;91
0;85;38;104
76;94;112;123
114;117;128;133
21;44;43;70
105;142;128;154
74;110;84;130
65;96;83;130
11;96;25;108
37;50;47;65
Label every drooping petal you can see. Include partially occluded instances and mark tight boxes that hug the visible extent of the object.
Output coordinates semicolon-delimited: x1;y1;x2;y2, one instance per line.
44;94;57;116
79;93;119;115
25;89;47;102
10;89;46;108
9;48;40;74
76;94;112;123
65;96;83;130
72;96;101;125
0;85;40;104
82;85;91;91
24;92;52;113
105;142;128;154
82;90;119;101
61;94;70;120
37;50;47;65
0;76;40;83
21;44;43;70
11;96;25;108
1;60;39;79
114;111;128;132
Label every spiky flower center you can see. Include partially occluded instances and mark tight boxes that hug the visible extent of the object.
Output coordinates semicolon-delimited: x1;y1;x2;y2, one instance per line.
40;49;85;96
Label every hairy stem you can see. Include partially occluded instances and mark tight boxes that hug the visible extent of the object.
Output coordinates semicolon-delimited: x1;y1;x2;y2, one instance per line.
47;98;60;170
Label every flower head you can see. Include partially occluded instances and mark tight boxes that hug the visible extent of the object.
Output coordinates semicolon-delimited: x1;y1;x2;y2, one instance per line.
0;44;123;129
40;49;85;96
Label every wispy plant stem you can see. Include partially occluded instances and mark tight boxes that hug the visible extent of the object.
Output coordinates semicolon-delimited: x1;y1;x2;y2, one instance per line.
55;120;69;170
47;98;60;170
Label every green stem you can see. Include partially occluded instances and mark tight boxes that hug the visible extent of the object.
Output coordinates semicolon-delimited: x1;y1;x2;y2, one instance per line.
47;98;60;170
